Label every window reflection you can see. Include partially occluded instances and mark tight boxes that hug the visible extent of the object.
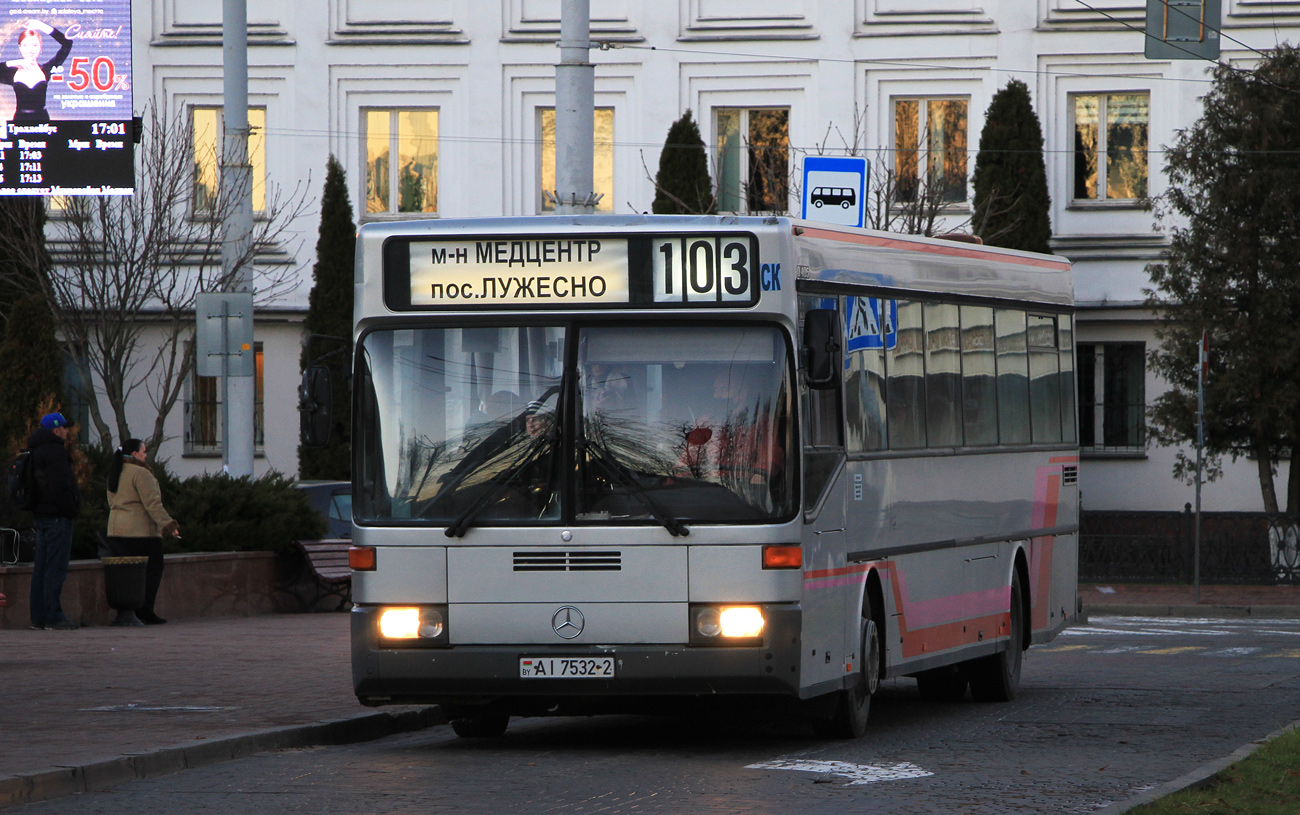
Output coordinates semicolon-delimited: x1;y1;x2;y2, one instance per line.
893;98;967;204
538;107;614;213
365;109;439;214
191;106;266;214
715;107;789;214
1073;93;1147;201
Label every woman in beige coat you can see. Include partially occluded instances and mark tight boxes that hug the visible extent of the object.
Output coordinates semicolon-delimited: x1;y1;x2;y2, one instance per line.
106;438;180;625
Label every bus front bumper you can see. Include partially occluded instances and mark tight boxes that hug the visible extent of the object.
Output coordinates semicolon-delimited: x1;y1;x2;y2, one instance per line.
351;604;803;708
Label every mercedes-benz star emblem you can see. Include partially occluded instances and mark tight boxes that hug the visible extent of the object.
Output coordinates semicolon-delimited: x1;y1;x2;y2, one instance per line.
551;606;585;639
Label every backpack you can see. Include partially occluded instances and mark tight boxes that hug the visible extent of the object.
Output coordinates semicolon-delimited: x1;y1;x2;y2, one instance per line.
8;450;37;511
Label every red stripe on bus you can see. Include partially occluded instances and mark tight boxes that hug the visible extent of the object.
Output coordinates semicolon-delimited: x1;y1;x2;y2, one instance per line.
797;226;1072;272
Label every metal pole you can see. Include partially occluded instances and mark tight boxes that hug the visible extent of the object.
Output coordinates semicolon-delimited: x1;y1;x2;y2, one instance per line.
1195;329;1206;603
220;301;231;473
554;0;594;215
222;0;255;477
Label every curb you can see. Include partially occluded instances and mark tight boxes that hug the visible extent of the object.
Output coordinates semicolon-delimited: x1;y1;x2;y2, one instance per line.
0;706;445;810
1090;719;1300;814
1085;603;1300;619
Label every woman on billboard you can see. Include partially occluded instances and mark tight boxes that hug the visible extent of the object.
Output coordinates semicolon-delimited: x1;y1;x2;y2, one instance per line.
0;19;73;122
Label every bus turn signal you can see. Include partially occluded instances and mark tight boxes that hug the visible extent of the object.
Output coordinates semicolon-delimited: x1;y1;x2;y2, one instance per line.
349;546;377;571
762;545;802;569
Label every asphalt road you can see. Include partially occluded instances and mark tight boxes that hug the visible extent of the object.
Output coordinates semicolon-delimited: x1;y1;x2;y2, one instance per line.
19;616;1300;815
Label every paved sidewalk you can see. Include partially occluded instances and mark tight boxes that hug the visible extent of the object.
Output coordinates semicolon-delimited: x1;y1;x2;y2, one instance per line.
0;613;439;809
1081;582;1300;618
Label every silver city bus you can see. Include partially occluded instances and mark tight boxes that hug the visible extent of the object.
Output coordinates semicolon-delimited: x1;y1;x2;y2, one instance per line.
345;215;1079;738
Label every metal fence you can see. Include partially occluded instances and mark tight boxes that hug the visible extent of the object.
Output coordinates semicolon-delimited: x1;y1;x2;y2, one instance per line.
1078;508;1300;585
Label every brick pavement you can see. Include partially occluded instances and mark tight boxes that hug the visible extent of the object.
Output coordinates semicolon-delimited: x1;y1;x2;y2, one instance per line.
1081;582;1300;618
0;613;437;808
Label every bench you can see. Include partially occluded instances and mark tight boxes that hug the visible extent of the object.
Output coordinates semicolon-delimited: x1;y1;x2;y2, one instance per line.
289;539;352;611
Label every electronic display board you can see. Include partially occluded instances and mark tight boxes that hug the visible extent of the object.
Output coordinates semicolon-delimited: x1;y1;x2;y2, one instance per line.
0;0;133;196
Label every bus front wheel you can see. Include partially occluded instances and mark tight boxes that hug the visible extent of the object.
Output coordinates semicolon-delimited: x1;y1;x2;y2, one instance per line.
811;606;880;738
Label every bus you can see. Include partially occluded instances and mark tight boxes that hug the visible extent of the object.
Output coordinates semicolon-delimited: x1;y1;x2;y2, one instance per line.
343;214;1079;739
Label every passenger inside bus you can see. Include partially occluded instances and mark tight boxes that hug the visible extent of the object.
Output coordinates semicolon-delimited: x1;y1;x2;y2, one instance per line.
675;364;785;511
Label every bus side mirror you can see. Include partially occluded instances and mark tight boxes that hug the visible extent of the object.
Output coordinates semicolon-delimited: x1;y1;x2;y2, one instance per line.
803;309;842;390
299;365;333;447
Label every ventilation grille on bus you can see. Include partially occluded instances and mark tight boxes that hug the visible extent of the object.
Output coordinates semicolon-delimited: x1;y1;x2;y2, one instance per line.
1062;465;1078;486
513;551;622;572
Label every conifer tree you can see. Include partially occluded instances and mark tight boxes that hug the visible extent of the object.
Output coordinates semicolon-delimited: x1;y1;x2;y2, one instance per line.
0;199;49;326
0;294;65;455
1147;45;1300;513
652;110;715;214
298;156;356;479
971;79;1052;254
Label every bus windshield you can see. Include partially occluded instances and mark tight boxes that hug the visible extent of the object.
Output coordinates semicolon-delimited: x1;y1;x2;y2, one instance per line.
356;323;794;527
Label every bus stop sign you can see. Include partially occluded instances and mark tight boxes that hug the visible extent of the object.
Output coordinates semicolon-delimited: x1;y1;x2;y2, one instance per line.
801;156;868;228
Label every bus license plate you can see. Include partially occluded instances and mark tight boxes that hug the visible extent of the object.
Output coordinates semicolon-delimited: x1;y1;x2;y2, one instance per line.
519;657;615;679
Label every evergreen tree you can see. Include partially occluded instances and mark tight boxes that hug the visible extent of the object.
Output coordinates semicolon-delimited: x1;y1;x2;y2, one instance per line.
0;294;65;455
970;79;1052;254
298;156;357;479
0;199;49;326
1147;45;1300;514
652;110;715;214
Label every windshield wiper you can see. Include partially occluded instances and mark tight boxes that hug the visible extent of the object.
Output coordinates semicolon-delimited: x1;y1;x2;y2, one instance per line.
579;436;689;537
426;384;561;515
443;428;556;538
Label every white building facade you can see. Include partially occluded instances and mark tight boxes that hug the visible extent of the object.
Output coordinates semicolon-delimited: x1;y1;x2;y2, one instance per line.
97;0;1296;510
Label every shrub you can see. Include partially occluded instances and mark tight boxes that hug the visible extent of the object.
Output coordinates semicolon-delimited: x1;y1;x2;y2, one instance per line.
70;451;327;559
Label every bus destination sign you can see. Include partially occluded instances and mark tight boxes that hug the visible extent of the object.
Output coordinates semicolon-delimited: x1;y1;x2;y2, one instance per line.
0;0;135;196
386;233;761;311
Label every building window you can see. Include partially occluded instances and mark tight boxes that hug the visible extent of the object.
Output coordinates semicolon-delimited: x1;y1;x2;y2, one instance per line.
537;107;614;213
1078;343;1145;452
1073;93;1148;202
893;98;968;204
365;109;438;215
185;342;265;455
716;107;789;214
61;346;91;433
192;106;267;214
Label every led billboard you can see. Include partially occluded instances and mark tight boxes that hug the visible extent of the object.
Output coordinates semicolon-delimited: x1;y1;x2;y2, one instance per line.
0;0;133;196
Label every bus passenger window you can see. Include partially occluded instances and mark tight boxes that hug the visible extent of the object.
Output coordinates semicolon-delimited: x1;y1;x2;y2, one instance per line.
960;305;998;446
924;303;962;447
846;345;886;453
995;310;1030;445
1028;315;1062;443
887;301;926;449
1058;315;1077;443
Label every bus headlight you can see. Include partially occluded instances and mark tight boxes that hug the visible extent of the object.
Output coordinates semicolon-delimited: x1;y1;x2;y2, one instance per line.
690;604;765;646
378;605;449;646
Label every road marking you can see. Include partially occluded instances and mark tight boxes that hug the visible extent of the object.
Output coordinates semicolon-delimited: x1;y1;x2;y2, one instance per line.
1205;647;1263;657
1265;649;1300;659
1041;644;1091;652
1140;646;1205;655
747;759;933;785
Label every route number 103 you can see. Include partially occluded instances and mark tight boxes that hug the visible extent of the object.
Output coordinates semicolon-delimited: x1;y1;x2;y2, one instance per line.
651;236;755;304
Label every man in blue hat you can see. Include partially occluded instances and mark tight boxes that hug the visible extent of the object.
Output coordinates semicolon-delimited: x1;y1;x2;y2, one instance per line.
27;412;82;630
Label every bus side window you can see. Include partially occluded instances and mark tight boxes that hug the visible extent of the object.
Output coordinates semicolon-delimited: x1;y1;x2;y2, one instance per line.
1028;315;1062;443
995;309;1031;444
887;301;926;449
1058;314;1077;443
960;305;998;446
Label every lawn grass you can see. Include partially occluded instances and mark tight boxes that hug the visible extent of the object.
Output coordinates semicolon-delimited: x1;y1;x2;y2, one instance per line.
1129;726;1300;814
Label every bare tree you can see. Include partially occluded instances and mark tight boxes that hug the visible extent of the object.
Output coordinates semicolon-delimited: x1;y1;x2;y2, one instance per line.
0;103;311;455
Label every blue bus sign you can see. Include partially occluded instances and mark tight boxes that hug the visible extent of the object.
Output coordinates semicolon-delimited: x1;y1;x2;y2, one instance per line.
801;156;868;228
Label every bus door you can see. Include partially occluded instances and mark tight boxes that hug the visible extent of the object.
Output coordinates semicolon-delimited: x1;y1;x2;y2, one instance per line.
798;296;852;693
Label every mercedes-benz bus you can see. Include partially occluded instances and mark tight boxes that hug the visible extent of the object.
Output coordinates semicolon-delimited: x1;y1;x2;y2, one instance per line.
344;215;1079;739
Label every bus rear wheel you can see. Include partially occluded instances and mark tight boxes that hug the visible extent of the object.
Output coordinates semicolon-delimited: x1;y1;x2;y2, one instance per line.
811;607;880;738
968;569;1025;702
450;710;511;738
